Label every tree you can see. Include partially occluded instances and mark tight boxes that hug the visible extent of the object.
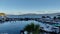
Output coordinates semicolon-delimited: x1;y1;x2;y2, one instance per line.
53;16;56;20
24;23;40;34
46;16;50;18
42;16;46;18
0;13;5;16
57;17;60;19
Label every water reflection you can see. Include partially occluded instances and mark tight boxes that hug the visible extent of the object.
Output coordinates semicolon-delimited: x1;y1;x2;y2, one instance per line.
0;20;39;34
0;21;5;24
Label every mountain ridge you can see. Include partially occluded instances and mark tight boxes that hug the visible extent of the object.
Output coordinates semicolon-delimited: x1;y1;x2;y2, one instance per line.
7;13;60;16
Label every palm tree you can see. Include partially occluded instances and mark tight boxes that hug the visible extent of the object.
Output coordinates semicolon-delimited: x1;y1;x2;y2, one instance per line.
24;23;40;34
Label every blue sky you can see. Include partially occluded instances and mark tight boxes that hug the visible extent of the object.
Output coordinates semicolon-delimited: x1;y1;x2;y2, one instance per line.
0;0;60;15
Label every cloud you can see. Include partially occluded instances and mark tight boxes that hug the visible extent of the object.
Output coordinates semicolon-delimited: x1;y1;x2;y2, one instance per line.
20;10;60;14
37;10;60;14
0;10;60;15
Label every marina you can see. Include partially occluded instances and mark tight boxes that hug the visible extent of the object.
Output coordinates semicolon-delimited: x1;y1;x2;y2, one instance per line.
0;15;60;34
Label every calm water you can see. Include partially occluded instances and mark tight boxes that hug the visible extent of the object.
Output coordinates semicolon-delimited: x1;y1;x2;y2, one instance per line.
0;20;40;34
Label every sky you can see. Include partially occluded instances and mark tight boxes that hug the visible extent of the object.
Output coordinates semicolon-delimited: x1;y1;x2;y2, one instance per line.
0;0;60;15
